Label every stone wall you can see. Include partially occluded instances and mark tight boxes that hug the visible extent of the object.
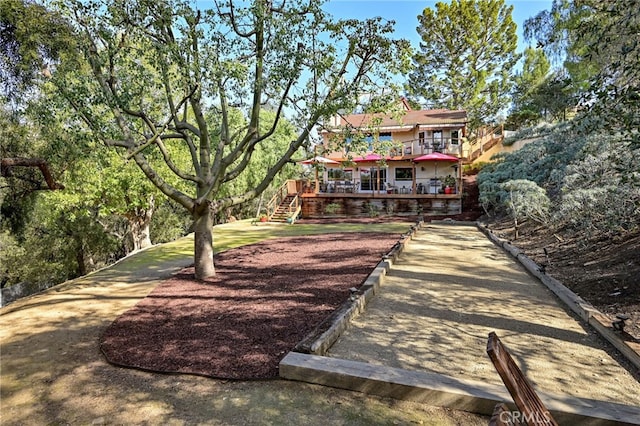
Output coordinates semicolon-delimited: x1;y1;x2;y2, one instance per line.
301;195;461;219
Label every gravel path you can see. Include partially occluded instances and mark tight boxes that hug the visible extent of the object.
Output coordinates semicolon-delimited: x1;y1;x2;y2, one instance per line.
327;223;640;407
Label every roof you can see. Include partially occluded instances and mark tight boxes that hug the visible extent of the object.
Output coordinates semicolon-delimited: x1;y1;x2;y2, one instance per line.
327;109;467;131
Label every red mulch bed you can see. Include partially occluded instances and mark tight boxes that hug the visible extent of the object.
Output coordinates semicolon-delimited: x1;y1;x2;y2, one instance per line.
100;232;401;380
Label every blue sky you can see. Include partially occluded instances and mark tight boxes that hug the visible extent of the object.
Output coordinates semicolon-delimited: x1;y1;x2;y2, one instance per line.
322;0;553;53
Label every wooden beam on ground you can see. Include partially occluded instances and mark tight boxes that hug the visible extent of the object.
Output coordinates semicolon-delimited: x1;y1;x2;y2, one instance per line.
486;332;559;426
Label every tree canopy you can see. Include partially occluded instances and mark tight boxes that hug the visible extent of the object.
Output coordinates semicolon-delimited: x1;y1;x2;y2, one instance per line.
406;0;518;127
0;0;76;100
524;0;640;139
42;0;409;278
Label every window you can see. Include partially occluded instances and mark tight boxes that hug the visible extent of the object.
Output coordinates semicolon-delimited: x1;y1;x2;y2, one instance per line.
328;169;352;181
432;130;443;152
395;168;413;180
361;168;386;191
451;130;460;145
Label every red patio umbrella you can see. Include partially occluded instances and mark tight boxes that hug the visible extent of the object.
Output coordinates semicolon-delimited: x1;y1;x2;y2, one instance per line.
413;152;459;162
413;152;459;190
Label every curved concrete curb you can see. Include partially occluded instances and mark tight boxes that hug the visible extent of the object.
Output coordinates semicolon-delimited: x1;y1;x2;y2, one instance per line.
476;222;640;371
293;221;423;355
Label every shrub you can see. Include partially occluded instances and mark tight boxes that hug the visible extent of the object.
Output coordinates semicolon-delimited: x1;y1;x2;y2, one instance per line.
500;179;550;239
324;202;341;215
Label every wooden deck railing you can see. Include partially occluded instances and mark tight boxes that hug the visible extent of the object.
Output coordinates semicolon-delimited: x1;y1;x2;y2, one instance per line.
266;180;300;221
464;124;504;162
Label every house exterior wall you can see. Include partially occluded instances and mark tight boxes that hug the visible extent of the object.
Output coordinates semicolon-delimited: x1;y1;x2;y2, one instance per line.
308;108;467;210
322;126;464;159
319;126;463;195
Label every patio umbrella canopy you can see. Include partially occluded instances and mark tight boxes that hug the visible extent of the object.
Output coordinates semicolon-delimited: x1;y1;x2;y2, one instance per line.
413;152;460;193
300;156;340;165
299;156;339;192
352;153;391;162
413;152;459;162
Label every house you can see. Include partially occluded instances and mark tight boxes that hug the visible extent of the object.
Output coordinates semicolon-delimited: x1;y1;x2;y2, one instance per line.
321;100;467;192
269;102;470;220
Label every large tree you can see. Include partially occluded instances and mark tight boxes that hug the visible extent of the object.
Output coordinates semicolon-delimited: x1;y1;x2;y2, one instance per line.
406;0;518;127
507;48;578;128
511;47;550;112
49;0;408;279
525;0;640;140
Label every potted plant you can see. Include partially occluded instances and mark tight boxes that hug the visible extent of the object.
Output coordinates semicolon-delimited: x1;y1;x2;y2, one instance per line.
443;175;456;194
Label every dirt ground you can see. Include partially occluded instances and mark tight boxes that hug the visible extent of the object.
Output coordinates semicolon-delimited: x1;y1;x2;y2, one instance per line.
463;173;639;340
0;230;488;425
485;220;640;340
327;223;640;409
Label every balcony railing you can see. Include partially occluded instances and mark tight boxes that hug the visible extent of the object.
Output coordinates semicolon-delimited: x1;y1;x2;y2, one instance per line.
393;138;462;157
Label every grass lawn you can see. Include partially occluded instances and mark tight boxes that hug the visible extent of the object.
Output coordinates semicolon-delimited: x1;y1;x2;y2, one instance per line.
111;219;414;274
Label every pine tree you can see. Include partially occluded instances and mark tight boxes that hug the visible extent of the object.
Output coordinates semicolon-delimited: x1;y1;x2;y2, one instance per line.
407;0;518;127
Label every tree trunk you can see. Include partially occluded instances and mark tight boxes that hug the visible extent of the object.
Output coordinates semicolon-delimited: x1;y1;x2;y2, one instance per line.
193;208;215;279
128;196;154;252
130;219;153;251
75;238;88;277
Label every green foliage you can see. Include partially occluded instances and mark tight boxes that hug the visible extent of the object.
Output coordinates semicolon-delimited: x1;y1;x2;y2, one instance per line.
407;0;518;126
324;202;341;215
0;106;57;234
500;179;550;228
479;122;639;241
150;199;192;244
0;231;25;287
44;0;409;277
462;162;489;175
365;202;379;218
511;47;550;109
0;192;121;288
0;0;77;99
508;47;551;129
213;109;300;221
557;135;640;237
443;175;456;188
504;110;541;131
508;47;578;129
525;1;640;144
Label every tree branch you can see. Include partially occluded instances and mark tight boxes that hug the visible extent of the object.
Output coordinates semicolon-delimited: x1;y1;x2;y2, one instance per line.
1;157;64;190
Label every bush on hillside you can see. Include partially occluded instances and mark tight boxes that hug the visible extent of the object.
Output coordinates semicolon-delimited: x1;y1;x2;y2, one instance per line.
557;135;640;238
500;179;550;239
479;123;639;241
